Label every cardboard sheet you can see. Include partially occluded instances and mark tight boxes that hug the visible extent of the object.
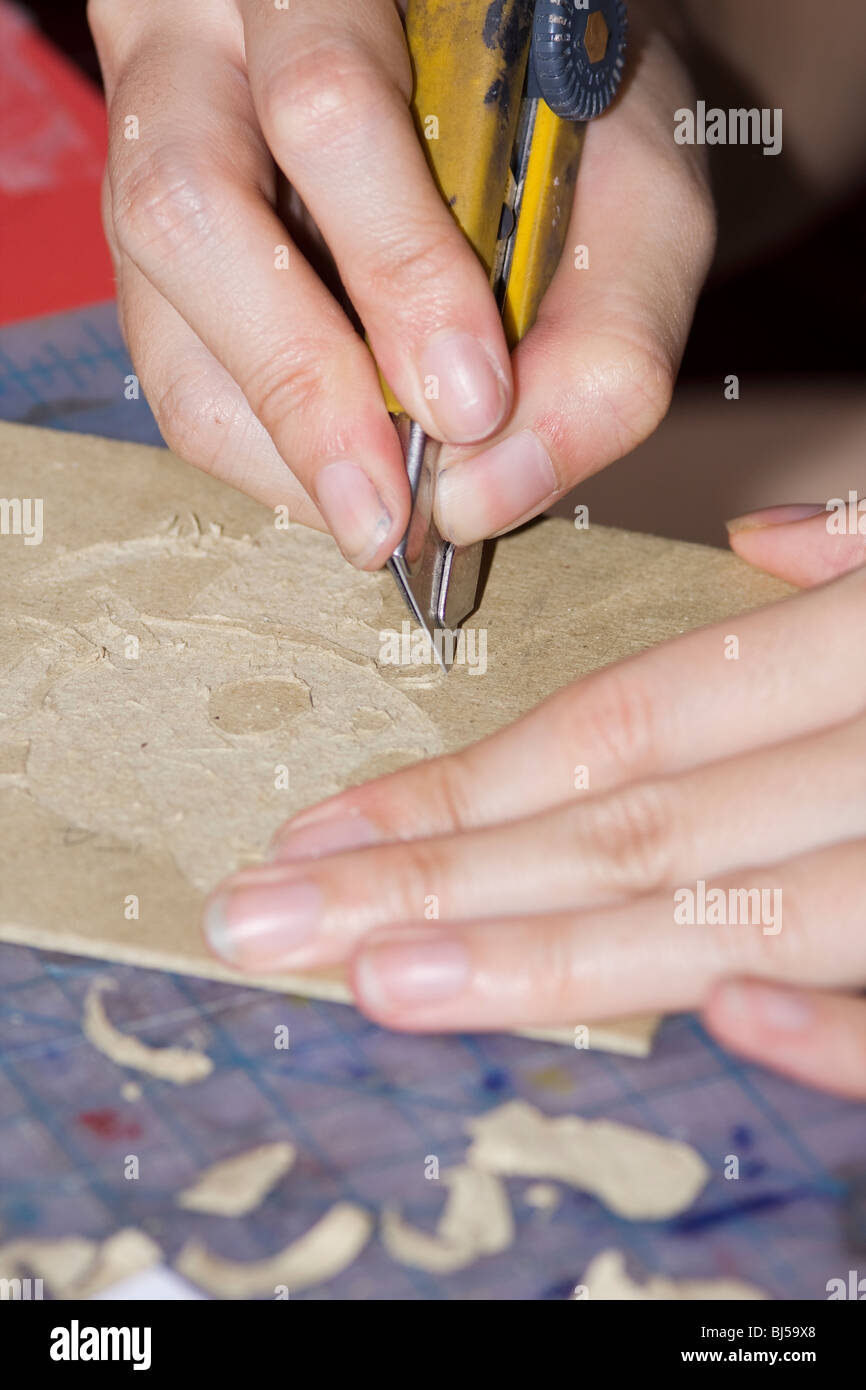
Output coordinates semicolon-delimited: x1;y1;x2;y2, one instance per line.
0;424;792;1049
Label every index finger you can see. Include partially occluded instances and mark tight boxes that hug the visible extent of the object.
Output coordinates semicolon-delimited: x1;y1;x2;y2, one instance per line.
240;0;512;444
270;566;866;859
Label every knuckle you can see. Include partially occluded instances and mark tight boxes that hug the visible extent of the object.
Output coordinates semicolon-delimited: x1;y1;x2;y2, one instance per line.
713;873;801;972
363;222;459;308
592;332;676;452
262;43;393;158
110;142;217;266
565;667;659;783
243;346;328;436
534;921;585;1013
392;836;450;919
542;327;676;466
152;368;232;469
582;781;677;895
354;751;479;850
428;753;479;834
770;880;811;964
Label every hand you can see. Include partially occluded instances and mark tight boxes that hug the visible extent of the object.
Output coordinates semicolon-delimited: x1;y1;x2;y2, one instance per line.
203;513;866;1098
432;5;718;545
89;0;715;559
88;0;513;566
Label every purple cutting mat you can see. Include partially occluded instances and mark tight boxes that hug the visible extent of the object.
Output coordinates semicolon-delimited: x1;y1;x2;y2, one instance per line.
0;945;862;1300
0;305;864;1299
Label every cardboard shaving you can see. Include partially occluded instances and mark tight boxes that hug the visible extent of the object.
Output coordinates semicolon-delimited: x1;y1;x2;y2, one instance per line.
0;1228;160;1298
577;1249;767;1301
82;978;213;1084
176;1142;296;1216
466;1101;709;1220
72;1229;162;1298
381;1166;514;1274
0;1235;96;1294
175;1202;373;1297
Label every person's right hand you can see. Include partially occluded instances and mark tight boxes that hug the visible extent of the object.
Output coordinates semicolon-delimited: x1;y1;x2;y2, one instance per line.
88;0;514;567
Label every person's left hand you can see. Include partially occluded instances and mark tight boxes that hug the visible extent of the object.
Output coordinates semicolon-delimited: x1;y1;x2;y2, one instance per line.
203;510;866;1099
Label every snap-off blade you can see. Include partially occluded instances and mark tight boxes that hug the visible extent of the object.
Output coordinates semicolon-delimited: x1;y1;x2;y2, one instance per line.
387;416;483;672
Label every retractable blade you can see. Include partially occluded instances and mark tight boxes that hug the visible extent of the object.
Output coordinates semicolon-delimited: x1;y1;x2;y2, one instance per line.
385;0;627;670
386;414;483;673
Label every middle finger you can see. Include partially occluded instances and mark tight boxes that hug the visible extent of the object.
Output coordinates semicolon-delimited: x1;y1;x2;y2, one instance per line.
350;838;866;1032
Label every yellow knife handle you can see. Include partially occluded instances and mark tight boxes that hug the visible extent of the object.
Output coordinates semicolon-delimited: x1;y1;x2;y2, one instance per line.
382;1;625;405
379;0;534;412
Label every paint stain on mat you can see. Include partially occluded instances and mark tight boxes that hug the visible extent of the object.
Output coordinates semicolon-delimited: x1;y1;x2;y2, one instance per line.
673;1185;826;1233
528;1066;574;1094
78;1108;142;1141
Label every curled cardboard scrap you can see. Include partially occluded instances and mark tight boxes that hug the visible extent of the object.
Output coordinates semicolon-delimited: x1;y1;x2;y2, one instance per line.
83;978;214;1084
174;1203;373;1298
176;1142;296;1216
465;1101;710;1220
3;1108;724;1296
577;1249;767;1301
0;1229;160;1299
381;1166;514;1273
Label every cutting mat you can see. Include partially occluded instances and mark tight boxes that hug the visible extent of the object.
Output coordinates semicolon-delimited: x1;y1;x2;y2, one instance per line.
0;303;863;1300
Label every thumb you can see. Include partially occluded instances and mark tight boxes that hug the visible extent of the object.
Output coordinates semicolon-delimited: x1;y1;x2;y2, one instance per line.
726;502;866;587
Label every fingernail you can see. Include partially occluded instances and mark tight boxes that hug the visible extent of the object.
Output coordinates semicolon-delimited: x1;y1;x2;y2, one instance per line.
268;811;380;862
724;982;813;1031
315;461;393;567
203;878;322;967
726;503;825;535
437;429;557;545
419;330;509;443
355;929;470;1011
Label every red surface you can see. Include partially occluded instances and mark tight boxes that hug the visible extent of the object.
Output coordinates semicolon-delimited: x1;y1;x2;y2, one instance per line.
0;2;114;323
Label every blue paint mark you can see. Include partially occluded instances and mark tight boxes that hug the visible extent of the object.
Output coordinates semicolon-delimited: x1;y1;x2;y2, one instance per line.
482;1068;509;1092
731;1124;753;1147
672;1186;825;1233
4;1199;40;1228
744;1160;767;1180
540;1276;577;1300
